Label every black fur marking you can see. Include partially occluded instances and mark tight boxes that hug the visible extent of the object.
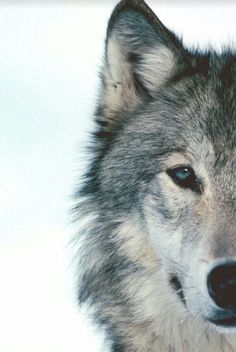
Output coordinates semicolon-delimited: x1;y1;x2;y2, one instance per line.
219;57;236;90
111;339;126;352
170;53;210;84
170;275;186;306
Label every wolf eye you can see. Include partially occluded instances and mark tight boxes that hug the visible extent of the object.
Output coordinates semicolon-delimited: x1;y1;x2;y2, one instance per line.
167;166;201;193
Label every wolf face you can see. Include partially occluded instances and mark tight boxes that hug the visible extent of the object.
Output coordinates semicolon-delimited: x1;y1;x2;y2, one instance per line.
77;0;236;350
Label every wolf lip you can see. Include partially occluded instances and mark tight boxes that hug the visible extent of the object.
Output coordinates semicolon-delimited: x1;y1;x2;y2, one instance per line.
209;315;236;327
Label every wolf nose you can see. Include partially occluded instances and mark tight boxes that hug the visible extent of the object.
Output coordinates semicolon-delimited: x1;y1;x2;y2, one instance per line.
207;261;236;310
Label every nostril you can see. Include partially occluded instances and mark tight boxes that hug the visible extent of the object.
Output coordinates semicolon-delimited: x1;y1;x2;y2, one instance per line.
207;261;236;310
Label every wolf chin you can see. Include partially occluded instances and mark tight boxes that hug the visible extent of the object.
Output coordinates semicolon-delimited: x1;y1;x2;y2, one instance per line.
76;0;236;351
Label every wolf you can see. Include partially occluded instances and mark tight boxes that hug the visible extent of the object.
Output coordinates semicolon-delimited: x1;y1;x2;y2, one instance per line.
76;0;236;351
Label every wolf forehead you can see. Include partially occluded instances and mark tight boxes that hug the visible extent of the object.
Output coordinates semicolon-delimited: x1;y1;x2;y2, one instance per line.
100;57;236;165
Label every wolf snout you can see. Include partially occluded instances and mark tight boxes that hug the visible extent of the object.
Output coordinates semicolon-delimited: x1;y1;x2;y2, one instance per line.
207;260;236;311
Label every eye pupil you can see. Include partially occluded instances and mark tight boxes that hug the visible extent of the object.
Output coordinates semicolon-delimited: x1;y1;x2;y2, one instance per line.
166;166;201;193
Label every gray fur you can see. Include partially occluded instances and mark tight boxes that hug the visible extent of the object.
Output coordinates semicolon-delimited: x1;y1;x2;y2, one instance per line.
76;1;236;351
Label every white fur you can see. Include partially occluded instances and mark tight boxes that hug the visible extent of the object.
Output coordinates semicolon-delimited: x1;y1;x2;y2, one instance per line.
102;36;139;120
138;46;175;91
102;38;175;122
116;217;236;351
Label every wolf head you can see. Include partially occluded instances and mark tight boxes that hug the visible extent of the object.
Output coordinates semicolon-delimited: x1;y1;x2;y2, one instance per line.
78;0;236;343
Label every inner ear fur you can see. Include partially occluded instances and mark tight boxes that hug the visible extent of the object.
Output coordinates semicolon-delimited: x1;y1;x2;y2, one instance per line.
99;0;188;129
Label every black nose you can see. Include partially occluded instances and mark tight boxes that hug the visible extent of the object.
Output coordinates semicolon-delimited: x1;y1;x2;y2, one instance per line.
207;261;236;310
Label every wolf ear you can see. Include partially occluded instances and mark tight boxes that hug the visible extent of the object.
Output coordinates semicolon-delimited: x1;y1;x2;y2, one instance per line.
99;0;188;128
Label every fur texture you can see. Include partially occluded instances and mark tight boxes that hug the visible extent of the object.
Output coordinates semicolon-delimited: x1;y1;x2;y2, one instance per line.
75;1;236;351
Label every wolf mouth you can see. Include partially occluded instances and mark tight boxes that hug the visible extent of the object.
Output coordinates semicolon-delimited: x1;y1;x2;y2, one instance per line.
170;276;236;328
170;275;186;305
209;315;236;327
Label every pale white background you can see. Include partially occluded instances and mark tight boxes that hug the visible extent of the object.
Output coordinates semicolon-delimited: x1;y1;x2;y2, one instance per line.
0;1;236;352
